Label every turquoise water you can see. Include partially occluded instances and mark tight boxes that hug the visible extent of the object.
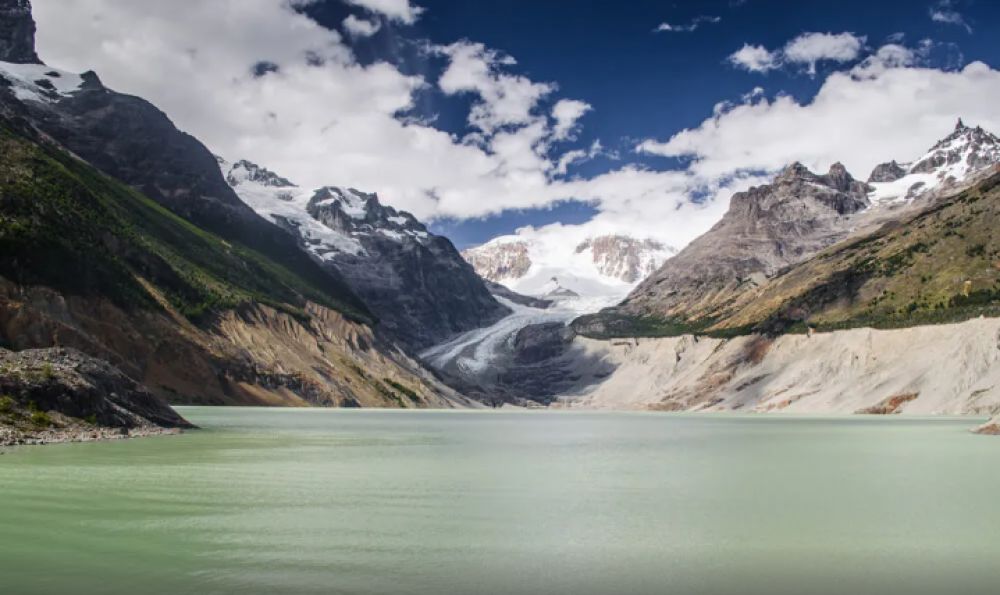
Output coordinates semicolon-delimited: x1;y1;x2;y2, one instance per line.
1;408;998;595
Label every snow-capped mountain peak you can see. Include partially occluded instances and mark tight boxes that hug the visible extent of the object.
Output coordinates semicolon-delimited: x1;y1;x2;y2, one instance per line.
462;232;675;300
867;119;1000;205
221;158;509;349
226;159;296;189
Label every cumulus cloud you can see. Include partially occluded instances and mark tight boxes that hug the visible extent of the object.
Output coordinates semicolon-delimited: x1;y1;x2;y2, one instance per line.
436;41;555;134
342;14;381;38
344;0;423;24
783;32;866;74
640;54;1000;183
654;15;720;33
551;99;592;140
727;44;780;72
729;32;866;75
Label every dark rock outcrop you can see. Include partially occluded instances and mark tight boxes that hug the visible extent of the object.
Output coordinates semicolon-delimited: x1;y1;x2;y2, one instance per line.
0;347;193;431
0;0;39;64
484;280;552;309
868;160;907;183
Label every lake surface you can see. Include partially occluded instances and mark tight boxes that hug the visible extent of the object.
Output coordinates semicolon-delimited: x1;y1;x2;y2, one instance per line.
1;409;998;595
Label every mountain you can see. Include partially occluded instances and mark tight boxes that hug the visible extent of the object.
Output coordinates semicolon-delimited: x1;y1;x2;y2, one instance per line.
867;119;1000;205
578;121;1000;338
0;1;470;410
222;159;510;351
0;115;467;408
462;233;675;299
533;169;1000;415
0;31;369;325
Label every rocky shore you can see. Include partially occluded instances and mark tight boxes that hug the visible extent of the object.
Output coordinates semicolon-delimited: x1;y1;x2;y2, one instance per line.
0;347;193;447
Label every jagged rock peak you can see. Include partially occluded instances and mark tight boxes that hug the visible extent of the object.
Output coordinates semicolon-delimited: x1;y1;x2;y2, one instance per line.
770;160;868;194
912;119;1000;175
226;159;297;188
774;161;811;183
867;160;907;184
0;0;41;64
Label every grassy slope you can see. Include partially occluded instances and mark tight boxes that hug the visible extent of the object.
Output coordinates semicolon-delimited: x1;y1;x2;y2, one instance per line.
0;120;372;324
578;171;1000;339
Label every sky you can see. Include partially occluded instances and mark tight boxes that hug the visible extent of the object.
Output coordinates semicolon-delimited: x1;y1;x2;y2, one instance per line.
28;0;1000;250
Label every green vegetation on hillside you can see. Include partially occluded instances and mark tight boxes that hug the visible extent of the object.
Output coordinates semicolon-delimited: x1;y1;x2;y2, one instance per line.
0;121;371;324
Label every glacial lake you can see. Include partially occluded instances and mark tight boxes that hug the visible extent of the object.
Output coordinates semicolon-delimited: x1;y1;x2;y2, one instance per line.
1;408;998;595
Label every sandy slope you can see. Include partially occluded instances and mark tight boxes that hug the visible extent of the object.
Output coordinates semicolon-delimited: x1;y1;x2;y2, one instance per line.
562;317;1000;416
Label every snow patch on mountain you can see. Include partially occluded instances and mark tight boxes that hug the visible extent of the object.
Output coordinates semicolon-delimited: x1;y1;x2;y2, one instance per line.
220;158;437;259
219;158;366;256
0;60;83;102
867;119;1000;205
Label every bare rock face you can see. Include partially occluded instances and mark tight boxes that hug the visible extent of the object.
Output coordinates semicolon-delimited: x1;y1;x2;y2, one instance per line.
0;0;39;64
867;160;907;183
462;240;533;283
575;235;673;283
612;162;871;323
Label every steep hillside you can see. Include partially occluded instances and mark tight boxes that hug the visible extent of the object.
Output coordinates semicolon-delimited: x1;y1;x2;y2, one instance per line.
713;168;1000;335
0;118;467;409
223;159;509;351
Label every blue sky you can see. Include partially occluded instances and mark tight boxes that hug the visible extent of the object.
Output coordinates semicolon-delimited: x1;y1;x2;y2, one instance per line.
294;0;1000;247
33;0;1000;251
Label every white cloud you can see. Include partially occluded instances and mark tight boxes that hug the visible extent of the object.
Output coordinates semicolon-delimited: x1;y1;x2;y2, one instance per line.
640;54;1000;184
344;0;423;24
783;32;866;74
728;43;780;72
342;14;381;38
551;99;592;140
437;41;555;134
555;139;602;175
654;15;720;33
729;32;865;75
930;1;972;33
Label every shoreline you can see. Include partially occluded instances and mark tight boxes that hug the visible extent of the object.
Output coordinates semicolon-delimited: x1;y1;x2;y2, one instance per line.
0;425;184;449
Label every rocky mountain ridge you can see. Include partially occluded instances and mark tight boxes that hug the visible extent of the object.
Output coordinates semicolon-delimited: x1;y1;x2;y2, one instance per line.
222;158;510;351
579;121;1000;337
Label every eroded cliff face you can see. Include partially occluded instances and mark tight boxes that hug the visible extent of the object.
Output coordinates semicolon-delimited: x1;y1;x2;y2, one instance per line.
560;317;1000;416
0;279;470;409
